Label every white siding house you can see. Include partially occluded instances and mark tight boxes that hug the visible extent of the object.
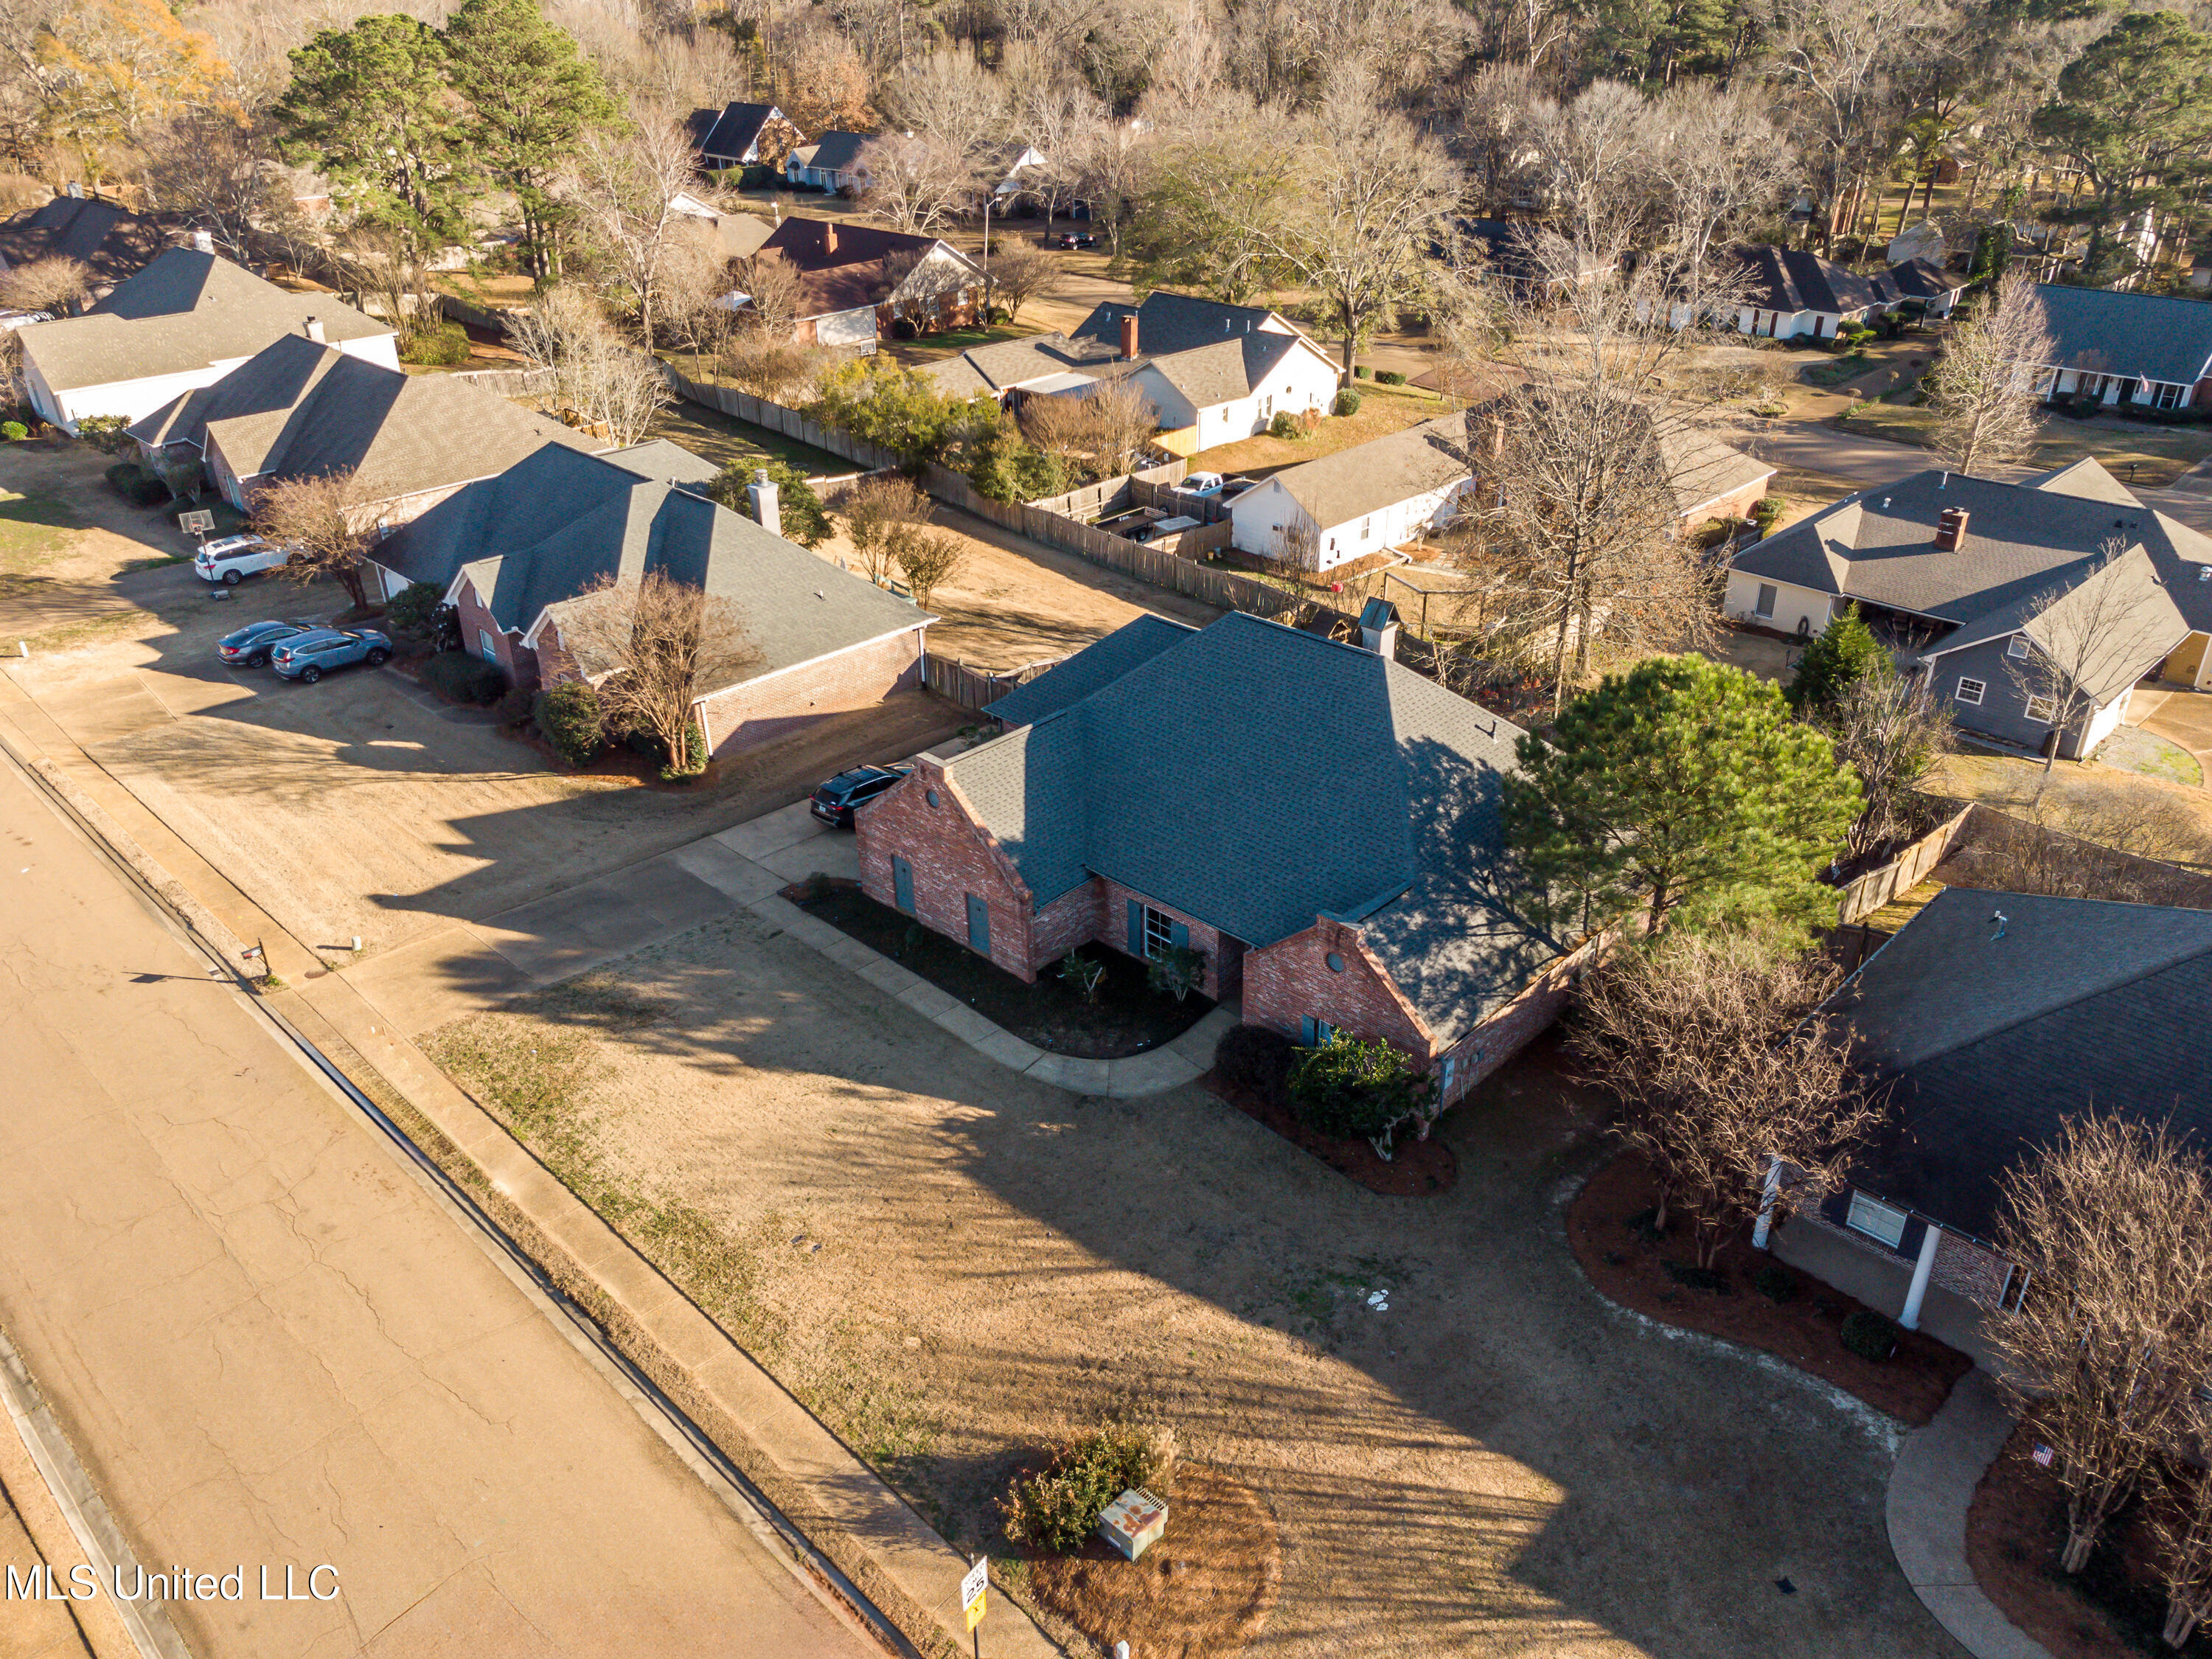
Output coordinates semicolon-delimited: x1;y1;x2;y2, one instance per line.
1229;419;1472;570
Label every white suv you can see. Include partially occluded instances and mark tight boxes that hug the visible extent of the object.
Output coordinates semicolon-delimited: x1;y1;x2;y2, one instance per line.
193;535;291;586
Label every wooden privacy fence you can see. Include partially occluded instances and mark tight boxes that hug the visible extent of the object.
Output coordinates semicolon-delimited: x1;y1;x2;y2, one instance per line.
660;366;902;474
1834;807;1972;926
924;654;1063;711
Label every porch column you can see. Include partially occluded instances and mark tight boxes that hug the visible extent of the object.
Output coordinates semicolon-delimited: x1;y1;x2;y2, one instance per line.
1750;1155;1783;1251
1900;1221;1942;1331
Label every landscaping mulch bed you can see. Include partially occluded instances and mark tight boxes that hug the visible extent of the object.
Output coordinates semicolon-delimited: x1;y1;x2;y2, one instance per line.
789;880;1214;1059
1197;1071;1456;1197
1567;1150;1969;1426
1023;1464;1281;1659
1968;1421;2212;1659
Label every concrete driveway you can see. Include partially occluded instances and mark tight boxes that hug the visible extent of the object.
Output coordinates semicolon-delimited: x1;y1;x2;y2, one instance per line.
2131;685;2212;767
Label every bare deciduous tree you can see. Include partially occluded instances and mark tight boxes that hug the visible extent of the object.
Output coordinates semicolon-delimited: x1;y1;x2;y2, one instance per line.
731;248;804;338
984;239;1056;323
250;467;377;611
506;285;669;446
858;131;970;236
2152;1427;2212;1646
1649;83;1795;323
1991;1116;2212;1574
720;333;832;402
0;253;88;313
888;522;964;609
1927;271;2055;476
1820;668;1953;861
878;47;1006;164
1017;377;1158;479
549;571;760;774
563;116;698;348
139;107;286;263
1572;928;1876;1267
838;473;931;585
2004;543;2186;775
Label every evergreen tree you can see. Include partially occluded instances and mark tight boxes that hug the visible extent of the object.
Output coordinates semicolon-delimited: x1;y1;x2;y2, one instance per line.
444;0;619;281
1505;655;1863;937
1786;604;1887;712
274;15;471;248
714;459;830;547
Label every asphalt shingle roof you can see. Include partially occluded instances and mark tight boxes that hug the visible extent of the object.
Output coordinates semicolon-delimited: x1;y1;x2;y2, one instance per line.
20;249;387;392
1834;887;2212;1237
1073;290;1297;357
0;197;175;286
1731;460;2212;636
2031;284;2212;386
1263;417;1472;528
954;613;1555;1040
1726;244;1885;316
128;333;596;502
799;131;872;174
688;102;782;162
984;616;1195;725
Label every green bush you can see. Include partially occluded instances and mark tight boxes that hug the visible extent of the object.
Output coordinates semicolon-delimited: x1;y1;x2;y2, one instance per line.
1840;1308;1900;1361
493;686;535;725
999;1423;1174;1554
533;681;605;765
1332;388;1363;417
1213;1023;1293;1109
659;719;710;782
1;421;24;441
1267;411;1301;440
1664;1261;1730;1293
400;323;473;366
1145;942;1207;1002
967;427;1065;501
75;413;131;453
102;462;168;505
717;459;831;547
1374;369;1407;386
1352;364;1371;379
1754;1262;1797;1302
421;650;507;705
1287;1032;1436;1143
385;580;446;636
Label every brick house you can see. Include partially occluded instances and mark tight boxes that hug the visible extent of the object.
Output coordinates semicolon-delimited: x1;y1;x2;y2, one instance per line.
753;217;987;351
1773;887;2212;1339
855;612;1587;1105
372;441;932;755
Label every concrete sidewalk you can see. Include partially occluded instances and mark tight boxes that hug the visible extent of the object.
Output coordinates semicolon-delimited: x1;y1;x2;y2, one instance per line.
1888;1370;2055;1659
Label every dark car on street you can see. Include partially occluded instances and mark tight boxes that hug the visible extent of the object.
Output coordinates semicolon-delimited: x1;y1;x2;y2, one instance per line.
270;627;394;684
216;619;320;669
810;765;912;827
1054;231;1096;250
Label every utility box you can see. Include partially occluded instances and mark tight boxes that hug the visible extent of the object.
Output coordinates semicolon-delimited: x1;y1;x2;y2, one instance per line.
1097;1488;1167;1560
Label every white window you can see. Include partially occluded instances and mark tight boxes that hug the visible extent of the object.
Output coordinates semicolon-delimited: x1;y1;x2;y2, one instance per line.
1439;1056;1457;1096
1360;515;1371;540
2025;695;2058;724
1141;905;1176;959
2006;637;2031;660
2160;381;2185;411
1754;583;1777;619
1955;676;1986;706
478;629;499;664
1847;1191;1909;1248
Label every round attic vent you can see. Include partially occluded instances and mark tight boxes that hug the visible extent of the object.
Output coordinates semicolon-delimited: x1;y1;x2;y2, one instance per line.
1325;952;1345;973
925;788;941;807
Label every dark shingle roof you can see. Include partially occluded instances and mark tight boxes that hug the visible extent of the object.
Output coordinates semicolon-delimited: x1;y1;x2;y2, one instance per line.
922;333;1121;396
1834;888;2212;1236
0;197;175;285
801;131;872;174
689;102;785;163
1073;290;1298;357
954;613;1556;1040
2031;284;2212;386
128;333;595;502
1731;461;2212;635
1725;244;1885;316
382;444;926;681
984;616;1196;725
1875;257;1963;303
20;249;387;392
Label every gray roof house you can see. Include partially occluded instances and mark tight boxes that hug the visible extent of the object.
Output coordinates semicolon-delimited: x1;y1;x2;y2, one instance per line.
1726;459;2202;756
1714;244;1966;338
785;131;874;192
1774;887;2212;1342
0;195;178;290
686;102;798;170
128;330;597;520
2025;285;2212;411
375;441;934;751
16;248;397;431
854;613;1578;1103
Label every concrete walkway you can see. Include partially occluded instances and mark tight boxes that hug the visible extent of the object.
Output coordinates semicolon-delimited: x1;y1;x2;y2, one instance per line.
1888;1370;2056;1659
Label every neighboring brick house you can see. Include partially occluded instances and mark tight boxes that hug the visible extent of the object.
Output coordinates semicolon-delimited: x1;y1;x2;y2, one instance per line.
1774;888;2212;1337
855;612;1583;1105
753;216;987;350
1726;459;2201;753
128;329;596;525
372;441;932;754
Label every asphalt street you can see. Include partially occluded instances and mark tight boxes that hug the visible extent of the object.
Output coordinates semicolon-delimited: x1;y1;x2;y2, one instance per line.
0;753;879;1659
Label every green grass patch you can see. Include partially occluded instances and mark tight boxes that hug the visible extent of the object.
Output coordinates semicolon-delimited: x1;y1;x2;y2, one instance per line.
647;399;851;480
24;608;145;653
2096;723;2204;789
0;489;82;567
123;552;191;572
1800;352;1872;388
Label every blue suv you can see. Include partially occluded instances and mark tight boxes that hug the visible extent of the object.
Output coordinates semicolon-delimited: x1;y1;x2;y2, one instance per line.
271;628;394;684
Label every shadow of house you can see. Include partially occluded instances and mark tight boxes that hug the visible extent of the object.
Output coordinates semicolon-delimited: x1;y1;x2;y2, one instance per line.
0;194;182;291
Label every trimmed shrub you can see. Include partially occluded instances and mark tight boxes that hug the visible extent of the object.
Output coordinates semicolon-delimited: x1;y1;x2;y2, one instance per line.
493;686;535;726
533;681;605;765
1000;1423;1175;1554
1840;1308;1900;1361
1332;388;1363;417
103;462;168;505
1;421;24;441
1374;369;1407;386
420;650;507;705
1267;410;1301;439
1287;1032;1436;1142
1145;942;1207;1002
1213;1023;1294;1109
1352;364;1371;379
75;413;131;453
1754;1262;1797;1302
400;323;473;366
659;719;710;782
384;581;446;637
1664;1261;1730;1293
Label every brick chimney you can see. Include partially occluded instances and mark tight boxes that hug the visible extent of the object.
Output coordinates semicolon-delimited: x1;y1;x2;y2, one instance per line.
822;221;837;256
1119;313;1138;359
1935;506;1970;551
303;315;325;344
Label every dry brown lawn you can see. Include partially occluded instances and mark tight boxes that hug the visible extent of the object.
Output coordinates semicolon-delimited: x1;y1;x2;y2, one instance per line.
1930;748;2212;865
1186;382;1454;479
420;917;1961;1659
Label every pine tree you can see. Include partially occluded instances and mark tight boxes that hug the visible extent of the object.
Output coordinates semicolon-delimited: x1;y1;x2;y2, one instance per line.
1786;603;1887;712
1505;655;1863;938
444;0;619;281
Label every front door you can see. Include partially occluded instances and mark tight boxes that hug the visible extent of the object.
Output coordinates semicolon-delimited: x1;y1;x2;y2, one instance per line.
965;893;990;954
892;856;914;914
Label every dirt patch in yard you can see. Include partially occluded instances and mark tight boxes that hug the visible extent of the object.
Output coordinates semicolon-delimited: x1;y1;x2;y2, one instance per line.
1200;1071;1457;1197
1968;1421;2212;1659
1186;383;1453;479
1568;1151;1970;1427
791;879;1213;1057
1023;1462;1282;1658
